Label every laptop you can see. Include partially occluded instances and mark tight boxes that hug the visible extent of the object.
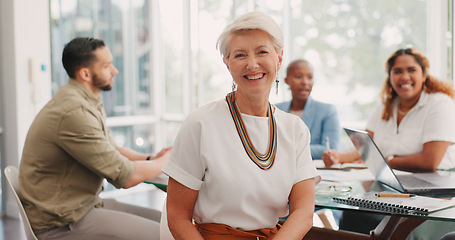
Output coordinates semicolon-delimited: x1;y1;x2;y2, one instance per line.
343;127;455;193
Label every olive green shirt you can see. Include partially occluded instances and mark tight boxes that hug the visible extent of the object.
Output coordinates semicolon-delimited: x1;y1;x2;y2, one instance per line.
19;79;135;233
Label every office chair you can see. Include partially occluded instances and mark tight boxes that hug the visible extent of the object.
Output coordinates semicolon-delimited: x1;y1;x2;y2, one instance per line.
4;166;38;240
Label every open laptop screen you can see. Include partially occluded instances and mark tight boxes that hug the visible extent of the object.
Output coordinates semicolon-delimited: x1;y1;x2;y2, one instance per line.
344;127;405;192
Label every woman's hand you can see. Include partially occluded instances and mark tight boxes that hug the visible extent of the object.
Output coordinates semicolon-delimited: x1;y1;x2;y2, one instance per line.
322;149;340;167
322;149;363;167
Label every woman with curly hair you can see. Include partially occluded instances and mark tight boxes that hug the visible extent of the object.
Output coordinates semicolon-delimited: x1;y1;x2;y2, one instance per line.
323;48;455;171
323;48;455;239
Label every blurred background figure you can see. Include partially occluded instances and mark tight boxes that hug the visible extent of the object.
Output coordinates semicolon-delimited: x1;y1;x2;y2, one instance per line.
276;59;341;159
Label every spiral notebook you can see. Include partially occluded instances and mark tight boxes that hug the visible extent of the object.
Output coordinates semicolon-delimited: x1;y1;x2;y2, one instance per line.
333;192;455;214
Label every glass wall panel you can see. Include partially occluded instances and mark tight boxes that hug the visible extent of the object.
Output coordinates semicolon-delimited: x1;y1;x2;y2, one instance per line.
50;0;81;94
159;1;184;114
50;0;157;157
98;0;126;116
135;1;153;113
110;124;156;153
197;0;234;105
164;121;182;147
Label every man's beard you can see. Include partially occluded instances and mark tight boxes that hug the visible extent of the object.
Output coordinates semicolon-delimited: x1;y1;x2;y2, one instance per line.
92;73;112;91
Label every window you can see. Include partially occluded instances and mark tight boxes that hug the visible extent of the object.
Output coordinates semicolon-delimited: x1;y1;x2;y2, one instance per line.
285;0;430;128
50;0;452;157
51;0;166;153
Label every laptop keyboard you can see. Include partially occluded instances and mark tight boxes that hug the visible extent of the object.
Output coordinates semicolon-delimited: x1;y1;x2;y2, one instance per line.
397;175;435;188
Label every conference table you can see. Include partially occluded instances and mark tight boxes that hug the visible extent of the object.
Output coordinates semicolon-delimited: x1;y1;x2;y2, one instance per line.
109;161;455;240
307;161;455;240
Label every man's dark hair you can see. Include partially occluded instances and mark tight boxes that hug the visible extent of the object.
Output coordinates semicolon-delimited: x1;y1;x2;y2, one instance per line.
62;37;106;78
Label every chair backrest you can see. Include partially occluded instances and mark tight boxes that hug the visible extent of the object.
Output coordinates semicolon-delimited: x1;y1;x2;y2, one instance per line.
4;166;38;240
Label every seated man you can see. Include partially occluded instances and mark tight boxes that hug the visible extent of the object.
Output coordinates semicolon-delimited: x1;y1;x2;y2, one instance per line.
19;37;171;240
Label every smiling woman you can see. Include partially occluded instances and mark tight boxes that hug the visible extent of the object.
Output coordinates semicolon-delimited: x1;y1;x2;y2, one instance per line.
323;48;455;171
389;53;429;125
224;29;282;116
374;48;455;171
163;11;320;240
322;48;455;240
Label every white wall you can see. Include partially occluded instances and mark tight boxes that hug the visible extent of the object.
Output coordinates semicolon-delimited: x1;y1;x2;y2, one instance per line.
0;0;51;218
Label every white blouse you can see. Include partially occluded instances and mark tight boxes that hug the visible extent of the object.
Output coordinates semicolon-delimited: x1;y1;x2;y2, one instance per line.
366;91;455;169
163;99;320;230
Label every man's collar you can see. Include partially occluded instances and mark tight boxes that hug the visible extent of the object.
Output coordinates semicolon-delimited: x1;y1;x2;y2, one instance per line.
68;78;102;107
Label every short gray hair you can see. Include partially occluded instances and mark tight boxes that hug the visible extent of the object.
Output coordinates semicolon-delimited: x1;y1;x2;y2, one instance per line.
216;11;283;61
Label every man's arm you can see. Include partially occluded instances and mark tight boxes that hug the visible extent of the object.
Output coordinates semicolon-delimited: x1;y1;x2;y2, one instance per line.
123;149;171;189
117;146;172;161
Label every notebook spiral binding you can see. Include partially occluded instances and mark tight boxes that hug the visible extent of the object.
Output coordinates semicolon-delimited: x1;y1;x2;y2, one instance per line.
332;196;429;215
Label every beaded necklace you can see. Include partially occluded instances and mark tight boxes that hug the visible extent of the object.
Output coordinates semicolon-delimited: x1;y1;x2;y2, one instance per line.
225;92;277;170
